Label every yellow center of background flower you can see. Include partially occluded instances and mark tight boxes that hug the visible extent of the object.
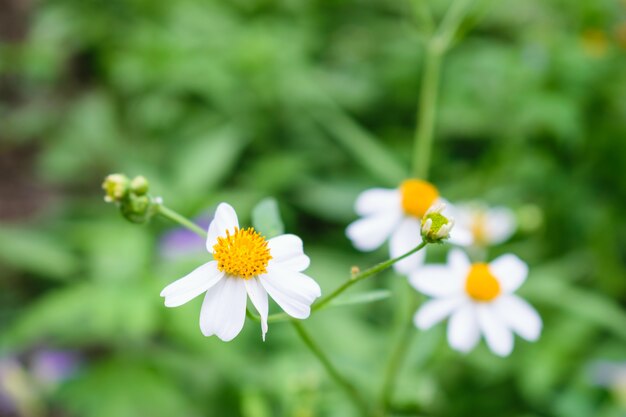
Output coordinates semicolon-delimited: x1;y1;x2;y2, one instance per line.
400;179;439;219
465;263;501;302
213;227;272;279
471;211;488;245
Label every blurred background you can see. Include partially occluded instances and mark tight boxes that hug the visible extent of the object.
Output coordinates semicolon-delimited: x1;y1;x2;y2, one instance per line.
1;0;626;416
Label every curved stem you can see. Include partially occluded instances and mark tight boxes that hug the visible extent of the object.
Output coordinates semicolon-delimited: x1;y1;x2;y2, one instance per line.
247;241;428;323
313;241;427;312
291;321;370;415
157;204;207;238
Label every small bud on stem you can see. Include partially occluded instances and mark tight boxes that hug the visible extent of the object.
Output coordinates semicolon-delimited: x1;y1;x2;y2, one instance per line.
421;203;454;243
102;174;160;223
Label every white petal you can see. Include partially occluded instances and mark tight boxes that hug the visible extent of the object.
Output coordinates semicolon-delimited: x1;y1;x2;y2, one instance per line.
476;304;514;356
409;265;464;297
413;296;464;330
494;295;542;341
346;211;401;252
206;203;239;253
450;203;475;229
245;278;269;341
448;249;471;277
161;261;224;307
267;234;310;272
490;254;528;293
484;207;516;245
442;202;474;246
199;276;247;341
354;188;401;216
390;217;425;274
448;226;474;246
260;266;321;319
447;303;480;353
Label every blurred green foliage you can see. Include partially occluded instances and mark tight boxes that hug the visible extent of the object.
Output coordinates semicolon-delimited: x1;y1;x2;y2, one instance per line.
1;0;625;416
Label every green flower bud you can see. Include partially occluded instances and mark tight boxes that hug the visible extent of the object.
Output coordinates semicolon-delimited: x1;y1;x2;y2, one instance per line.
421;203;454;243
120;194;160;224
130;176;149;196
102;174;129;203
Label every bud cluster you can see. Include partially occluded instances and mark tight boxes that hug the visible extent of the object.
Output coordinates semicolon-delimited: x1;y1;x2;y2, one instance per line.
102;174;160;223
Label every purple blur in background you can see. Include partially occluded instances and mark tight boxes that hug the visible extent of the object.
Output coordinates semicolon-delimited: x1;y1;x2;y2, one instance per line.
31;349;81;386
158;215;212;260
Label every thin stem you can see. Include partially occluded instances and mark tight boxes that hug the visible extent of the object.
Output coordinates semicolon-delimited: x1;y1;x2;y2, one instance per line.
379;292;420;412
412;44;442;180
435;0;473;49
291;320;370;415
411;0;472;180
313;241;427;312
247;241;428;324
392;0;474;414
157;204;207;238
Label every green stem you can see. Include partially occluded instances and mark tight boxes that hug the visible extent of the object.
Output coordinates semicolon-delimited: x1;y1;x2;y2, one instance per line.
247;241;428;323
411;0;472;180
391;0;474;414
291;321;370;415
157;204;207;238
379;292;421;413
412;44;442;179
313;241;427;312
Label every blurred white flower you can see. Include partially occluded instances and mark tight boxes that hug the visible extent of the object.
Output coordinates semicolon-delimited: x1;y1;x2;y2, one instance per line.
161;203;321;342
411;249;541;356
453;202;517;246
346;179;471;274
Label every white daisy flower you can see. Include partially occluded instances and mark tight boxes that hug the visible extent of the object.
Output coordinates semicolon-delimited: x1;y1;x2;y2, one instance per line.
160;203;321;342
453;202;517;247
346;179;472;274
411;249;541;357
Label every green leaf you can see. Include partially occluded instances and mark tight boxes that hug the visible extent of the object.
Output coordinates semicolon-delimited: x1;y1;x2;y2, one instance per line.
173;126;249;205
1;281;158;351
0;226;79;281
57;358;197;417
311;105;407;186
251;198;284;238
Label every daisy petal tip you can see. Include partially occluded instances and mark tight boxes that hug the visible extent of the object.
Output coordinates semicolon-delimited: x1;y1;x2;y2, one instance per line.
217;333;237;343
413;311;432;330
163;298;176;308
494;346;513;357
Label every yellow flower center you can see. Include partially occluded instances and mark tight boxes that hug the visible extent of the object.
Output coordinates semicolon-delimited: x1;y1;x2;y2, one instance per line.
465;263;501;302
400;179;439;219
471;211;488;245
212;227;272;279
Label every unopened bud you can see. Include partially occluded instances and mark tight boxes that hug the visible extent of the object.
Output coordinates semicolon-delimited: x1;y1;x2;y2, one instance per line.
120;194;159;224
102;173;160;224
130;176;149;196
421;203;454;243
102;174;129;203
